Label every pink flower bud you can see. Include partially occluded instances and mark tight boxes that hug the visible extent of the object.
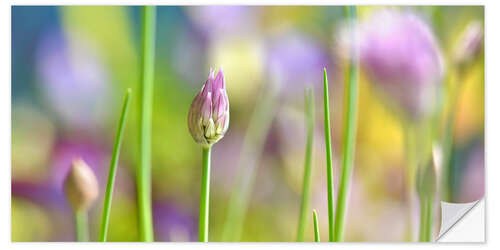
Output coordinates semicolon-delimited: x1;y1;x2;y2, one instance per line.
188;68;230;147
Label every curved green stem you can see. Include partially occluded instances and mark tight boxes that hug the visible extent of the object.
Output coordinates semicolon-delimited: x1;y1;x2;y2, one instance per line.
137;5;156;242
322;68;335;242
297;88;315;242
75;210;88;242
199;146;212;242
313;210;320;242
99;89;132;242
334;5;359;242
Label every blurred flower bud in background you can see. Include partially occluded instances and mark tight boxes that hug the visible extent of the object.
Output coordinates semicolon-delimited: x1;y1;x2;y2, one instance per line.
453;21;483;67
356;10;444;120
63;158;99;212
188;68;230;147
51;139;107;190
36;30;111;130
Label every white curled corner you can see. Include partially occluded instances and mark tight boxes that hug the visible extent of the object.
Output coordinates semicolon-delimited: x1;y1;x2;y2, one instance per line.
437;199;483;241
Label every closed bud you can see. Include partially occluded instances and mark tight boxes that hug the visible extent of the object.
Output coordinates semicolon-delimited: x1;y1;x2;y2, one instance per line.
188;68;230;147
63;158;99;212
453;21;483;67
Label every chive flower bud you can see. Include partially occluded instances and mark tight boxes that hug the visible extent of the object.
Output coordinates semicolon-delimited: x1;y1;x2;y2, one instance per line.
63;158;99;212
188;68;230;147
453;21;483;67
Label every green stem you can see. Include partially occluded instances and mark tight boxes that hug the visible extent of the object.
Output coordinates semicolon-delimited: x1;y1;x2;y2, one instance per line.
199;146;212;242
99;89;132;242
404;124;417;241
418;196;427;242
297;88;315;242
441;68;462;202
313;209;320;242
75;210;88;242
137;5;156;242
322;68;335;242
333;5;359;242
425;196;434;242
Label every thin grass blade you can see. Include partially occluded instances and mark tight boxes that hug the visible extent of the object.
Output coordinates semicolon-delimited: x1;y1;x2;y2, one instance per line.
323;68;335;242
297;88;315;241
313;209;320;242
334;5;360;242
99;89;132;242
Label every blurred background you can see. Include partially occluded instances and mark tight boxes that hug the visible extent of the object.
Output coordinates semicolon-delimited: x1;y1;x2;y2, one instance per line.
11;6;484;242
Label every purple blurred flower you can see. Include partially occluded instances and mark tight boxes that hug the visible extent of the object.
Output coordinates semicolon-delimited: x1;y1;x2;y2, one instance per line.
36;30;110;129
266;31;333;93
188;6;256;40
357;10;444;119
153;202;197;241
12;182;65;210
188;68;230;147
460;145;484;202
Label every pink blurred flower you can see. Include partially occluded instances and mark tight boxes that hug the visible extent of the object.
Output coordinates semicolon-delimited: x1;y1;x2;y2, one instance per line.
357;10;444;119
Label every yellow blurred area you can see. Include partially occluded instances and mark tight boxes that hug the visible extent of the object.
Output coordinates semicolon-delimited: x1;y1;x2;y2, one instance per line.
12;197;53;241
99;194;139;241
455;63;484;144
12;104;55;183
356;72;405;199
262;6;319;29
208;37;264;107
357;6;398;20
